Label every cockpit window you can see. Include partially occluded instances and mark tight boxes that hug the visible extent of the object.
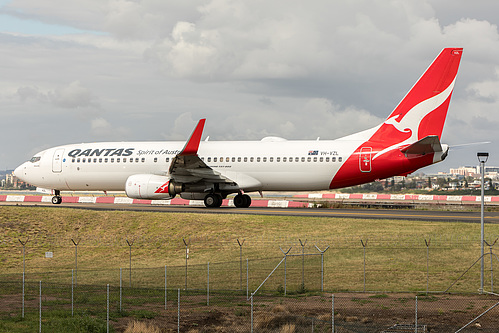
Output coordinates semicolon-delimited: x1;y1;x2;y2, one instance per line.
30;156;41;163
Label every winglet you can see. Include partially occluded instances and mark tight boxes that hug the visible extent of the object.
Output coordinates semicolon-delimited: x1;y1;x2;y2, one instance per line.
179;119;206;156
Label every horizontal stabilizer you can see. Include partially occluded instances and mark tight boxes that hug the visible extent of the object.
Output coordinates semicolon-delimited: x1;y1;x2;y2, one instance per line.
400;135;442;156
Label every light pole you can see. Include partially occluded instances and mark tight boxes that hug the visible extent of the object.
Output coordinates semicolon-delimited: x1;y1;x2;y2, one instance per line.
478;152;489;293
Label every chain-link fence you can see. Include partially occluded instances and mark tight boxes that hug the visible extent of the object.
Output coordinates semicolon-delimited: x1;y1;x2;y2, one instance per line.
2;279;499;332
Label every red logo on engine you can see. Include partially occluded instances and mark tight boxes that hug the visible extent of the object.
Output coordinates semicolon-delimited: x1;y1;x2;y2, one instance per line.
155;181;170;194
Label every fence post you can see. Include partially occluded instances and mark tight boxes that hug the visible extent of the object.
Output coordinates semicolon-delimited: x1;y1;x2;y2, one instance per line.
246;258;249;299
177;288;180;333
126;238;134;288
71;269;74;316
207;262;210;306
315;245;330;292
237;239;245;292
71;238;80;287
19;237;29;319
165;265;168;310
119;268;122;312
425;239;430;295
251;293;254;333
299;239;307;291
332;294;335;333
22;272;25;319
183;239;189;290
39;280;41;333
415;295;418;333
107;284;110;333
361;239;368;292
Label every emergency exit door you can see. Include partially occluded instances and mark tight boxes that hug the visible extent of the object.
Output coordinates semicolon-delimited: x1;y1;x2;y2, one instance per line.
359;147;372;172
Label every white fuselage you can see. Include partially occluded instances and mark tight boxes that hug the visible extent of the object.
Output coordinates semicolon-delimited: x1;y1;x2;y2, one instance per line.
15;138;360;193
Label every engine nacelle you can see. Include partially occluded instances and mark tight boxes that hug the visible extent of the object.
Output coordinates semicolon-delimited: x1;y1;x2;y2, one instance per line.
125;174;182;200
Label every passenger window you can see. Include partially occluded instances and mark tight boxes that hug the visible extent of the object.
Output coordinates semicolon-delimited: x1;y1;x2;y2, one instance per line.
250;157;254;162
320;157;323;162
301;157;305;162
82;158;86;163
263;157;267;162
220;157;223;162
339;157;343;162
135;158;139;162
237;157;241;162
72;159;75;163
270;157;273;162
257;157;261;162
123;158;127;162
141;158;145;163
166;157;170;163
105;158;108;163
117;158;121;163
111;158;114;163
276;157;279;162
313;157;317;162
214;157;218;162
154;157;158;163
244;157;247;162
227;157;230;162
326;157;330;162
208;157;212;162
283;157;286;162
332;157;336;162
295;157;299;162
307;157;311;162
77;158;80;163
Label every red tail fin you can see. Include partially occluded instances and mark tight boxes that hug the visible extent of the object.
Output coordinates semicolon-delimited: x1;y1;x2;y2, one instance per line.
373;48;463;146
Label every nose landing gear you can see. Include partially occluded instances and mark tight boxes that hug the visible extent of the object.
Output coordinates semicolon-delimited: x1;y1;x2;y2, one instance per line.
51;190;62;204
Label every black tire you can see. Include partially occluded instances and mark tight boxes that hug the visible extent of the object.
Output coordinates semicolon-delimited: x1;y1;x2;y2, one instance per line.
204;194;223;208
52;196;62;204
242;194;251;208
233;194;245;208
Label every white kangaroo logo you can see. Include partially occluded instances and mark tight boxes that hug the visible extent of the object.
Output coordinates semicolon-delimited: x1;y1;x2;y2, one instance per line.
373;78;456;160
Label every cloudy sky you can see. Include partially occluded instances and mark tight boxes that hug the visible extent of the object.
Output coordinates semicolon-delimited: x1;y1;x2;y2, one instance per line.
1;0;498;174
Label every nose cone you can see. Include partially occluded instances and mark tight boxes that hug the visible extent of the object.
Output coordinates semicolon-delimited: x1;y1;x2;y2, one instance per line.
14;163;26;181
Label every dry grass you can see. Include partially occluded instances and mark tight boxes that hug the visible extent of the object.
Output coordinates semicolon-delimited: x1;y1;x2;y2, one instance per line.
0;206;498;292
123;320;161;333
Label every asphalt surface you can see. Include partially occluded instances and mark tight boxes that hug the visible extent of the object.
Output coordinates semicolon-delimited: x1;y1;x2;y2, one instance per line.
2;201;499;223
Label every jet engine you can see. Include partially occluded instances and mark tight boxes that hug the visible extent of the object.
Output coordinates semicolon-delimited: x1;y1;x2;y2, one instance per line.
125;174;183;200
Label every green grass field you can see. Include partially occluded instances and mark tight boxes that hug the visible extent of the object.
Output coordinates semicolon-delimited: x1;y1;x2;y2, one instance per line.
1;206;498;293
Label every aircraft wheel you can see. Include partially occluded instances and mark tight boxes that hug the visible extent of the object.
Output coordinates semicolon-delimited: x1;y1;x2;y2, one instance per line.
242;194;251;208
233;194;245;208
51;196;62;204
204;194;223;208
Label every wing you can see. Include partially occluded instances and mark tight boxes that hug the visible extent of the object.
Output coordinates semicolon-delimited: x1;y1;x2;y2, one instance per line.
168;119;234;184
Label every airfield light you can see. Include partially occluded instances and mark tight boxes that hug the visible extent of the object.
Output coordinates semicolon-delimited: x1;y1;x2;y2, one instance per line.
477;152;489;293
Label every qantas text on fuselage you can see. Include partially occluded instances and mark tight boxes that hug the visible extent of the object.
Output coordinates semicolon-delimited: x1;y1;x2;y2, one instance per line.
14;48;463;208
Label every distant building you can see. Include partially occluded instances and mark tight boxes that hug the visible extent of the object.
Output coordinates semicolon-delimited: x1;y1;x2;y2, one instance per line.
450;166;477;177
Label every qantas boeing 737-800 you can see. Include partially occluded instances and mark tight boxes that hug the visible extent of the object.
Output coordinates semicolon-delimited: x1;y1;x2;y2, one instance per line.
14;48;463;208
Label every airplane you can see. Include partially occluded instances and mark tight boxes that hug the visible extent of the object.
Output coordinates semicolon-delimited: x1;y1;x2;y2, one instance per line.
14;47;463;208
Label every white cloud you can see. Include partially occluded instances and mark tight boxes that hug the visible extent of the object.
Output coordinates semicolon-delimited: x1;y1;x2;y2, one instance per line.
2;0;499;171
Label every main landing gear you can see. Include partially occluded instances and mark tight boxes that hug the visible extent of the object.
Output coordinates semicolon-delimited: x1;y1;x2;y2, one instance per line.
51;190;62;205
203;193;252;208
204;193;223;208
233;193;251;208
